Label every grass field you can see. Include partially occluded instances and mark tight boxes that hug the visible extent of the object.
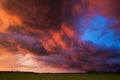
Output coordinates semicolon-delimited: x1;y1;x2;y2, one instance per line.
0;72;120;80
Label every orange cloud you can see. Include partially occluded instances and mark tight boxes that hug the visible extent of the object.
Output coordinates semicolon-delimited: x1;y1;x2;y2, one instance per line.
0;0;21;32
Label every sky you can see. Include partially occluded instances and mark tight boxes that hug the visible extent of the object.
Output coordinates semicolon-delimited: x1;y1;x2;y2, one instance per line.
0;0;120;73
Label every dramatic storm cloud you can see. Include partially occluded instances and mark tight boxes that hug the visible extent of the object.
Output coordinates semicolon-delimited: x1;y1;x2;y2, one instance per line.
0;0;120;73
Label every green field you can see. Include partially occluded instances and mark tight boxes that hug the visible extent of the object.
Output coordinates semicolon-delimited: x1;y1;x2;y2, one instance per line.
0;72;120;80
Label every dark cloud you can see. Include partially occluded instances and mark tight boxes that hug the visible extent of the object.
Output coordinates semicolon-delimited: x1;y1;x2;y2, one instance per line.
0;0;120;72
2;0;62;30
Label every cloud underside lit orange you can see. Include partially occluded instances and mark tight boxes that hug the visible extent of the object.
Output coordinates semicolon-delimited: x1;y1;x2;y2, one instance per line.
0;0;120;73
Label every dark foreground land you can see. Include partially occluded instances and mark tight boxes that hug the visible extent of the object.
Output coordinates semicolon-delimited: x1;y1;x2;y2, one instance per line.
0;72;120;80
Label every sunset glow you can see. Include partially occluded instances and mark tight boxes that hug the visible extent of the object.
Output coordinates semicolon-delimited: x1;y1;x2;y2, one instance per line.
0;0;120;73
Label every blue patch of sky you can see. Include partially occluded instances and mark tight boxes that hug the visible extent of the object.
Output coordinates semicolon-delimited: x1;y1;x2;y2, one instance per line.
79;14;120;48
